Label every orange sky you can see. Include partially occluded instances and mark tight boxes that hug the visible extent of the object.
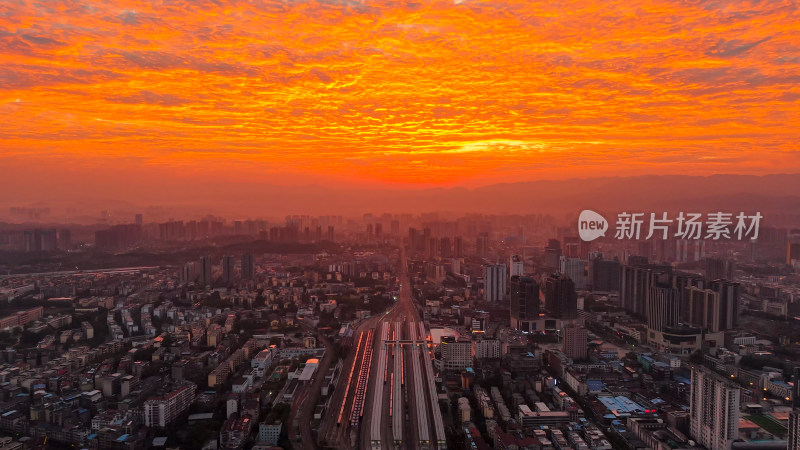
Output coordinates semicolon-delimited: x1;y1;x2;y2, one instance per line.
1;0;799;190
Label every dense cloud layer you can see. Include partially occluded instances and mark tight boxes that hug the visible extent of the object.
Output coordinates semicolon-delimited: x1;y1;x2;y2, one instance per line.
0;0;798;188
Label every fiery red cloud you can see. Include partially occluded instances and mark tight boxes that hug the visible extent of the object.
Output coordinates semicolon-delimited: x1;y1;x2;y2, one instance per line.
1;0;799;187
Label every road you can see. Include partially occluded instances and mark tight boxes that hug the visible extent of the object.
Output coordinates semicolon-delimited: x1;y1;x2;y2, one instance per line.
386;247;420;323
288;318;337;450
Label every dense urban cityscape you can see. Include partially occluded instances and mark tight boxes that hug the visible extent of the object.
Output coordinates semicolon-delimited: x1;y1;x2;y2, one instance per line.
0;210;798;450
2;0;799;448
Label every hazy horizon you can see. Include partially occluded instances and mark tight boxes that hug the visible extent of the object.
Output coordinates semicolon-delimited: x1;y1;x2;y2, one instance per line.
4;173;800;226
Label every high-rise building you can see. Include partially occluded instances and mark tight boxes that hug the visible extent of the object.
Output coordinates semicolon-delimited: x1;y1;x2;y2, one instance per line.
636;240;652;259
475;339;501;360
451;258;461;275
259;422;282;446
135;213;143;226
95;224;143;250
199;256;213;287
793;367;800;408
366;223;374;240
186;220;198;240
619;264;647;316
440;237;452;258
180;261;198;283
315;225;322;242
143;382;196;428
790;368;800;449
484;264;507;303
241;254;255;281
676;239;706;262
471;311;489;333
367;223;375;241
646;278;680;332
788;242;800;265
408;227;418;251
590;258;620;292
441;336;472;371
689;366;739;450
544;273;577;319
694;240;706;262
509;254;524;277
562;324;588;360
327;225;334;241
197;220;210;237
705;258;735;281
390;219;400;236
453;236;463;258
427;237;439;260
544;239;562;269
158;221;186;241
426;262;446;283
559;257;585;290
789;411;800;450
304;225;312;242
510;276;539;332
563;236;581;258
653;237;677;262
619;260;672;318
57;229;72;250
476;233;489;259
709;280;740;330
682;286;722;331
40;229;57;251
222;255;235;285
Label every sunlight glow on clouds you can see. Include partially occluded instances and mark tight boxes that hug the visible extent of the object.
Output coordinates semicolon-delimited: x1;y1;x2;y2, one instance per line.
1;0;798;186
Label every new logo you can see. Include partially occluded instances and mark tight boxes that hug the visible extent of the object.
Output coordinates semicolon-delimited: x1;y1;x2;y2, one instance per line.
578;210;608;241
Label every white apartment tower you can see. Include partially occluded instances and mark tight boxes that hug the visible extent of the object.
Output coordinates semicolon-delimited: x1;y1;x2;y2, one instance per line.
690;366;739;450
484;264;507;302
